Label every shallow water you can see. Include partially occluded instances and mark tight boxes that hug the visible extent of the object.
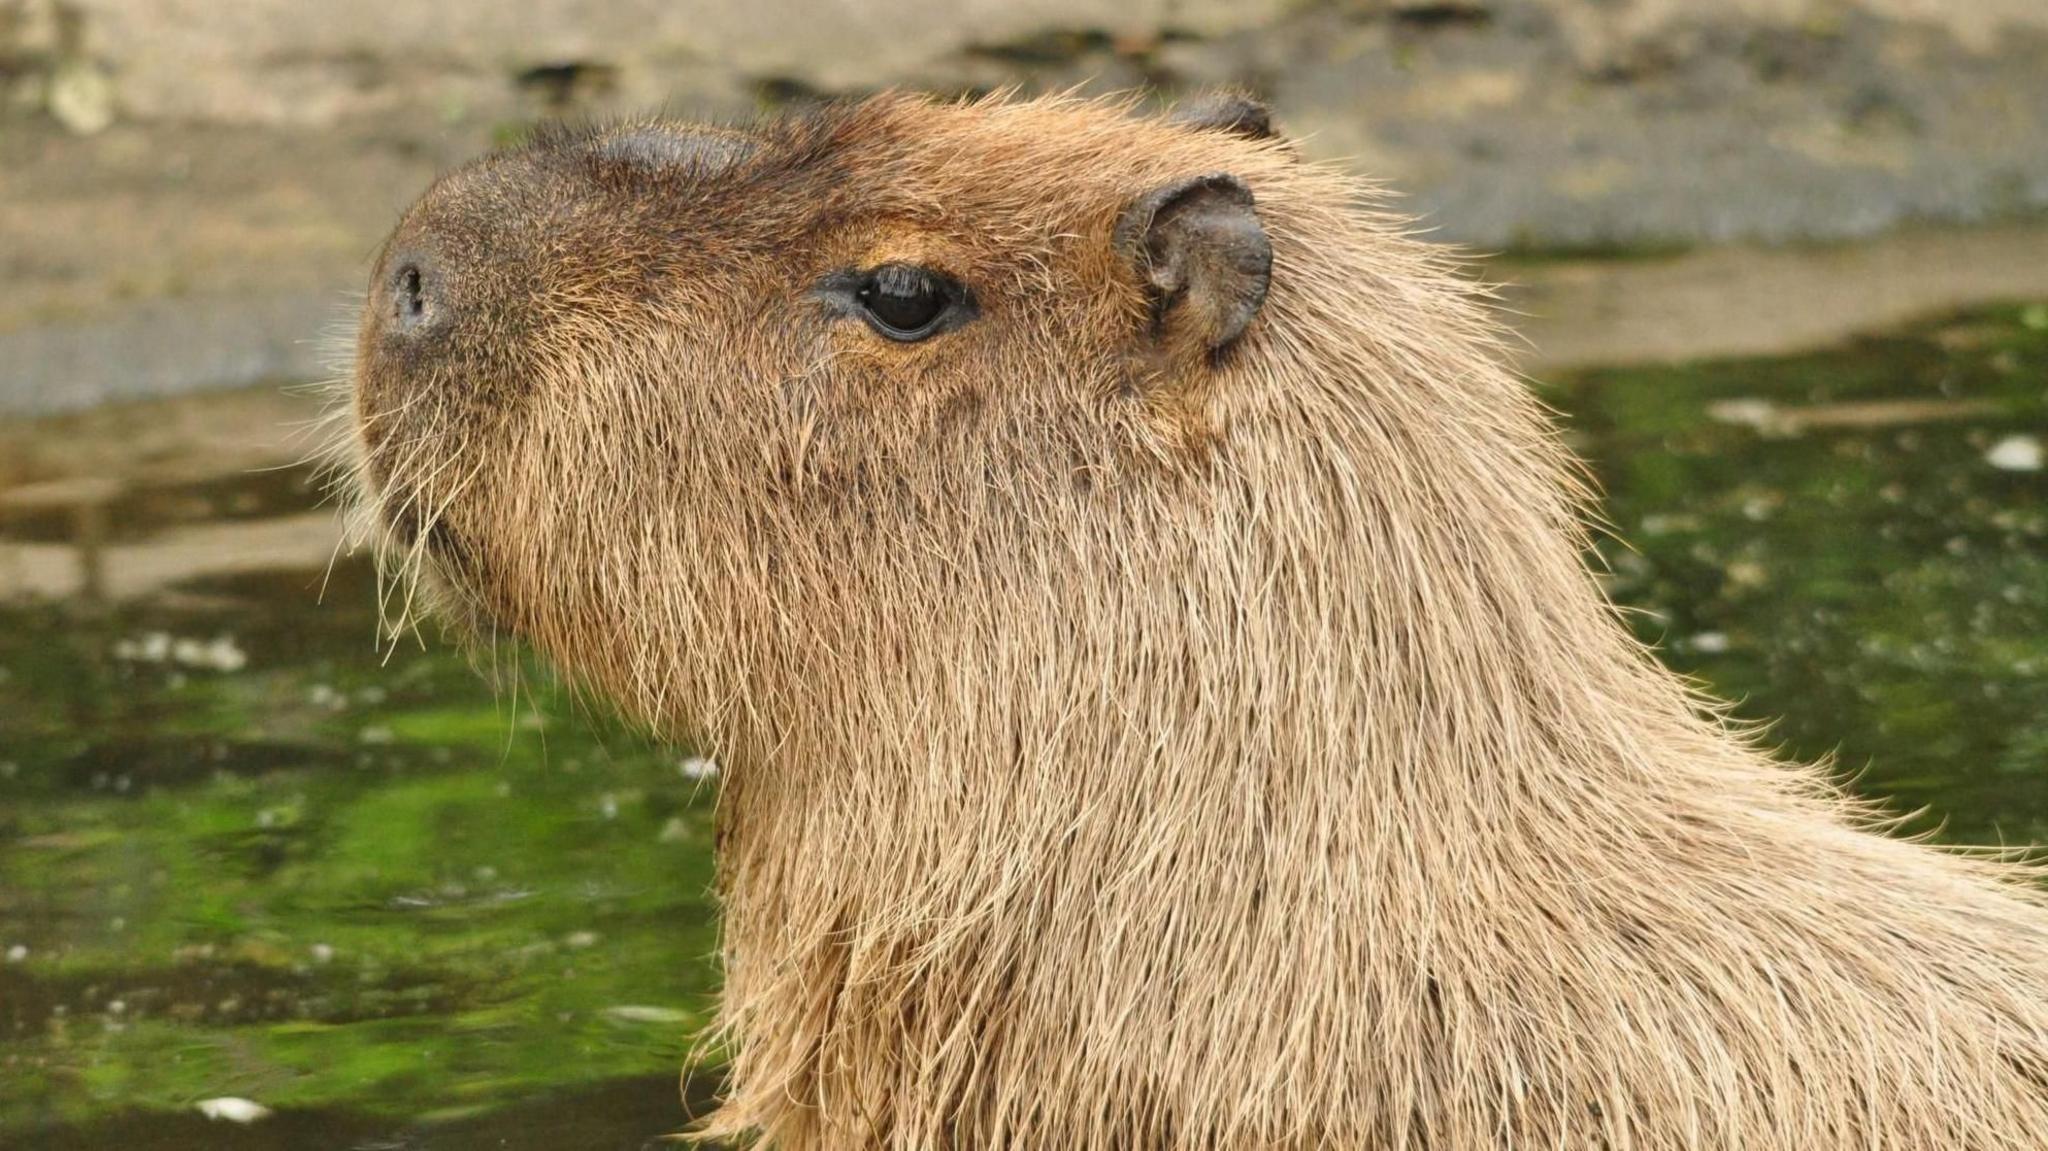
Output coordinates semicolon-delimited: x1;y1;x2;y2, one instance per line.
1;304;2045;1148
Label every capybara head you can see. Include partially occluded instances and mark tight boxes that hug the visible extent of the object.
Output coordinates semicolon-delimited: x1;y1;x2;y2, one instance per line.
349;92;1572;754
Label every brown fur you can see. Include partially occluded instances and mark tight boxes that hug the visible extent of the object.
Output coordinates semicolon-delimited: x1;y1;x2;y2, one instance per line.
340;94;2048;1148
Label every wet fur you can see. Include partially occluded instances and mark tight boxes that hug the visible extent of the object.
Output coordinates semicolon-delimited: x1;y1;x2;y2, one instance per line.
346;94;2048;1148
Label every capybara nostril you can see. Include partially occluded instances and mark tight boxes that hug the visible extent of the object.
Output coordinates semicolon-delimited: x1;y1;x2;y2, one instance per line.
387;256;438;335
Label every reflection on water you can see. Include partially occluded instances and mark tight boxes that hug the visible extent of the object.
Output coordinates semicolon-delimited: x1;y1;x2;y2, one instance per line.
1;562;726;1146
1566;304;2048;844
1;304;2045;1148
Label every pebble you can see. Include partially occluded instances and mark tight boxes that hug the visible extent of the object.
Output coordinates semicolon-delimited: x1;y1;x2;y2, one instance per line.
601;1005;690;1024
113;633;247;671
196;1098;273;1124
1985;434;2043;472
47;59;115;135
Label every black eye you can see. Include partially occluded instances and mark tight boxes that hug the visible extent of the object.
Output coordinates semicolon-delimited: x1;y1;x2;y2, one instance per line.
859;265;946;336
819;263;975;342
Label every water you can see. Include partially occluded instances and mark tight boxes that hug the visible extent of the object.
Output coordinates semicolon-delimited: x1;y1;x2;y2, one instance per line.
1;304;2045;1148
1568;303;2048;843
1;534;726;1143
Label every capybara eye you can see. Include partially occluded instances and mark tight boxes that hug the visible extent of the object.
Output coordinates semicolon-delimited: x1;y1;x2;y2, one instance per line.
813;263;977;342
855;264;963;341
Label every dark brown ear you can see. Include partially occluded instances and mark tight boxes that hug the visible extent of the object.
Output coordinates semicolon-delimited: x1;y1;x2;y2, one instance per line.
1169;93;1276;141
1114;173;1272;355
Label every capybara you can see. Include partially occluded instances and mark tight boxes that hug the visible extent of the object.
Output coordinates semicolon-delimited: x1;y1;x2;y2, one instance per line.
344;93;2048;1149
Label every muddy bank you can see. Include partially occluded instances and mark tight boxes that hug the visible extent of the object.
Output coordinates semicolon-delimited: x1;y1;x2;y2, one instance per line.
1498;225;2048;370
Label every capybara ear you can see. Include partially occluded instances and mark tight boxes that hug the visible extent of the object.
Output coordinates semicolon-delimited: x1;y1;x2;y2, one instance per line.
1114;173;1272;355
1168;92;1277;141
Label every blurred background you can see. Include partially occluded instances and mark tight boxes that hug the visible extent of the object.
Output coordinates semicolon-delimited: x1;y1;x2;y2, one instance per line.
2;1;2045;1148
